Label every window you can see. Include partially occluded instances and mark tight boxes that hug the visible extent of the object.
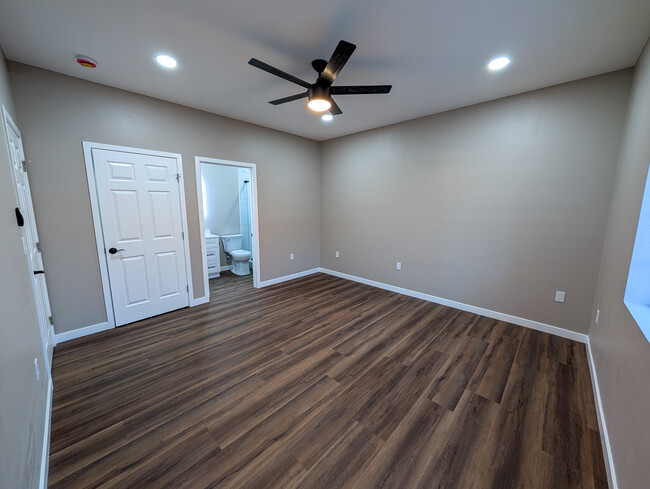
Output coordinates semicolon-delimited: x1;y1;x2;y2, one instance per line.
624;162;650;342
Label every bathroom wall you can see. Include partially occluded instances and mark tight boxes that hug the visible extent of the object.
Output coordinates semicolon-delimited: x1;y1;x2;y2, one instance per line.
238;167;252;253
201;163;240;236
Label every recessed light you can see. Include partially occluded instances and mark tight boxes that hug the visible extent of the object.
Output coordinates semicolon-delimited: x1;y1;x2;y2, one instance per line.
321;114;333;122
156;54;177;68
488;56;510;71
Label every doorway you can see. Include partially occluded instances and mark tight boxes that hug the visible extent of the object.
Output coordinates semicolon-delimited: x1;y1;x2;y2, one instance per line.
195;157;261;298
83;142;193;327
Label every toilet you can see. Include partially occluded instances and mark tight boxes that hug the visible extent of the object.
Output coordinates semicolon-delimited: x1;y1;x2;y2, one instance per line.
221;234;252;276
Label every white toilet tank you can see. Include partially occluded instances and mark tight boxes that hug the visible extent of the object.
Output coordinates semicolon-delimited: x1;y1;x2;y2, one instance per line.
221;234;243;252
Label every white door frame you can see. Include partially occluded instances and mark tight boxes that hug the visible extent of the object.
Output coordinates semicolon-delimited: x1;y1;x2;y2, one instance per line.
83;141;194;329
195;156;261;296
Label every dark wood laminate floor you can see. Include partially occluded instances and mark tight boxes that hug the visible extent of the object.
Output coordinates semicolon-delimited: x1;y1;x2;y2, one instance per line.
49;272;608;489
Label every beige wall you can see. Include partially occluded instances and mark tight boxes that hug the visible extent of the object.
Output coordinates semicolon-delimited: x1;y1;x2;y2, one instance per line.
201;163;240;236
589;40;650;488
8;62;321;334
0;50;49;489
321;70;632;334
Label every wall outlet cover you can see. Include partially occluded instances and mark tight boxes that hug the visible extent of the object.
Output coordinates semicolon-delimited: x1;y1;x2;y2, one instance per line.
335;251;340;258
555;291;566;303
396;261;402;270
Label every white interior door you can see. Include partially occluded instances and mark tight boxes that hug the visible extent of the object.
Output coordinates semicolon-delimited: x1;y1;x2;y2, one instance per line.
3;107;54;371
91;148;189;326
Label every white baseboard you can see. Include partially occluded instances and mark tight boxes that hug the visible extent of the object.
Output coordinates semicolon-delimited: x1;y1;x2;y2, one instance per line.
258;268;321;288
586;338;618;489
190;295;210;307
39;378;53;489
319;268;588;343
54;321;111;344
220;265;231;272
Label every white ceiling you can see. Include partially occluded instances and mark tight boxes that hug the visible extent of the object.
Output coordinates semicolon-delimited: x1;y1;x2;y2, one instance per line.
0;0;648;141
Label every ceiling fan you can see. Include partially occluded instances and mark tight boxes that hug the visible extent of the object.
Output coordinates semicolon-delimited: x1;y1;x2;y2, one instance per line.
248;40;392;116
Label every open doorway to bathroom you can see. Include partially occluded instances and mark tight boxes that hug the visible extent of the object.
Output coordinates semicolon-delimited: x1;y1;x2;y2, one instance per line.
195;157;261;299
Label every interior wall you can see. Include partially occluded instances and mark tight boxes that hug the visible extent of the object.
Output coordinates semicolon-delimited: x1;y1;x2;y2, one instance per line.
0;50;49;489
8;62;321;335
321;70;632;334
589;39;650;489
201;163;240;236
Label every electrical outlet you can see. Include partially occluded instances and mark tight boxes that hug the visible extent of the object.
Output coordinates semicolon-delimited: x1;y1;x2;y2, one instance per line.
290;253;294;261
335;251;340;258
34;358;40;382
396;261;402;270
555;291;565;303
595;309;600;324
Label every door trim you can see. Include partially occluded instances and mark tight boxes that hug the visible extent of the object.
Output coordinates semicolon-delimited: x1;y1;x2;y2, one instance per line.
195;156;261;297
82;141;194;329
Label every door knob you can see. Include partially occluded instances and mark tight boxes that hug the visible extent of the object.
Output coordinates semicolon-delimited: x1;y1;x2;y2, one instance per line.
15;207;24;227
108;247;125;254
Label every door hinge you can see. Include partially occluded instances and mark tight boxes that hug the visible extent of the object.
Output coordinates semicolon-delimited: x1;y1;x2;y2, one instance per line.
48;315;54;325
176;173;181;182
21;160;30;172
187;285;189;292
182;231;185;240
35;241;41;252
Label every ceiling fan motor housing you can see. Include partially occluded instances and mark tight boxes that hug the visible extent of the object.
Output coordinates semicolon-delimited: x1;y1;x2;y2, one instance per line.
309;85;329;100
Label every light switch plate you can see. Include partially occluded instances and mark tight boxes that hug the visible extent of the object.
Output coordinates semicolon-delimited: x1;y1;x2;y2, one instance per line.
555;291;566;303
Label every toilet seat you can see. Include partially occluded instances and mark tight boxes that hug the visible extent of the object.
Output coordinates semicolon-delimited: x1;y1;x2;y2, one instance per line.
231;250;251;259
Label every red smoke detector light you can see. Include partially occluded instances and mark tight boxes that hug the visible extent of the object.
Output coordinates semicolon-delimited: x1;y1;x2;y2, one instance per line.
76;55;97;68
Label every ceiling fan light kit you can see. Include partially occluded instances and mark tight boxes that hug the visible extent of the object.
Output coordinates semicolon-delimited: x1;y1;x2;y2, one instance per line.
307;85;331;112
248;40;392;117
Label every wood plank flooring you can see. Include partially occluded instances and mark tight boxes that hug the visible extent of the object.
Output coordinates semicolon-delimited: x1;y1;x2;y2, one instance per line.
49;272;608;489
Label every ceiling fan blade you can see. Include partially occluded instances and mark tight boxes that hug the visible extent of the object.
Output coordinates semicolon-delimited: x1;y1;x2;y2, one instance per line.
248;58;311;89
329;98;343;115
330;85;392;95
268;92;308;105
317;40;357;87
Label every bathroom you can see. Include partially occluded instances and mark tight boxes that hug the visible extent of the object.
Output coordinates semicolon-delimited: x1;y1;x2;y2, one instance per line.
200;162;254;282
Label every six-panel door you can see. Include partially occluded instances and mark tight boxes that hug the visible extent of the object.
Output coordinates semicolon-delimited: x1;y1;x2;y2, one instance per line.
92;149;189;326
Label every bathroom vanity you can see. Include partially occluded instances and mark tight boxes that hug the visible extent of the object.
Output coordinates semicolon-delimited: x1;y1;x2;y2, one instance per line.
205;232;221;278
